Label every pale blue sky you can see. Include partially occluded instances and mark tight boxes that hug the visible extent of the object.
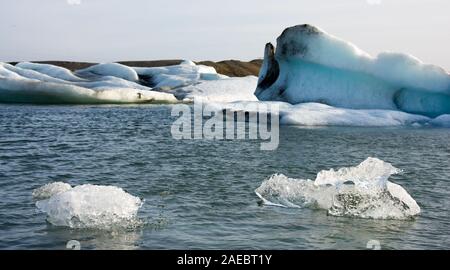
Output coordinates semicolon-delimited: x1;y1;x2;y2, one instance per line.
0;0;449;70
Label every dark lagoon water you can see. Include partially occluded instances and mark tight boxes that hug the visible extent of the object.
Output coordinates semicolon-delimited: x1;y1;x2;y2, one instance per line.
0;104;449;250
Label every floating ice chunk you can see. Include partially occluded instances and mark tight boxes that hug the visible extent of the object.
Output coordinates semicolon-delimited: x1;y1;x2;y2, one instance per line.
174;76;258;102
76;63;139;82
256;24;450;117
255;158;420;220
32;182;72;200
35;184;143;229
255;174;335;209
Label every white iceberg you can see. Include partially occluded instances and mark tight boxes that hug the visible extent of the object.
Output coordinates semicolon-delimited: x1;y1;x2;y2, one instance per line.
255;157;421;220
0;62;177;104
34;182;143;229
1;60;257;104
255;25;450;117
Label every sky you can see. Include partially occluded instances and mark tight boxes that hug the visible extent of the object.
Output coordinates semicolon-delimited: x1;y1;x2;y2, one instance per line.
0;0;449;70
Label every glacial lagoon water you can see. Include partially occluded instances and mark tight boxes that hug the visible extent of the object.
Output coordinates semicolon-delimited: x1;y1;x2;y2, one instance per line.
0;104;449;249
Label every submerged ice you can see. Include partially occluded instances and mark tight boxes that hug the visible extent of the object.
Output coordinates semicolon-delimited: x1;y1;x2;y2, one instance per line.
211;101;431;126
255;158;420;220
255;24;450;117
33;182;143;229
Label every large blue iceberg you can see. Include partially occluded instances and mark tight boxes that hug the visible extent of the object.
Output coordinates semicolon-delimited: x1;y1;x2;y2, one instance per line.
255;25;450;117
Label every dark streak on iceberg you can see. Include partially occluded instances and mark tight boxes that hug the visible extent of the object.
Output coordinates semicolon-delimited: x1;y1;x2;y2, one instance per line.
255;24;450;117
257;43;280;90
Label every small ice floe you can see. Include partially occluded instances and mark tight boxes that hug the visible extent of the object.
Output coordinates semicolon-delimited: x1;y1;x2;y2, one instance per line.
255;158;420;220
33;182;143;229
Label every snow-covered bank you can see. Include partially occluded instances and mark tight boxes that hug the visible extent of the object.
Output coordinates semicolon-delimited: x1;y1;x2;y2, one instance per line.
255;24;450;117
255;157;420;220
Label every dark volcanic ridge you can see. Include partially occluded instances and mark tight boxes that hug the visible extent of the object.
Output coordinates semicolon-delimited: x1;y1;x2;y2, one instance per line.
8;59;263;77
